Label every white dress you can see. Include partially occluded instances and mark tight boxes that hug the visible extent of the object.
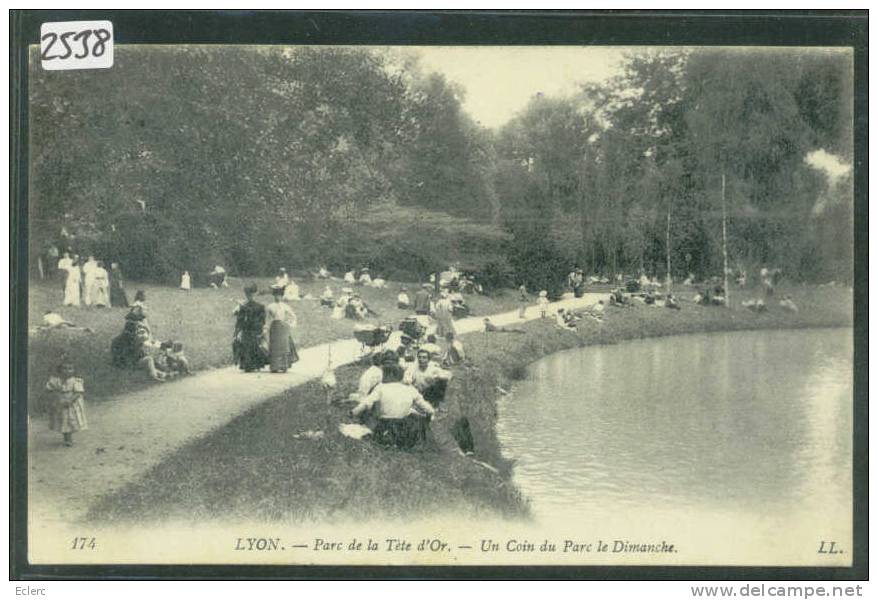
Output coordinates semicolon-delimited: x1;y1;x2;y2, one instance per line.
82;261;97;305
180;272;191;290
92;267;111;307
63;266;81;306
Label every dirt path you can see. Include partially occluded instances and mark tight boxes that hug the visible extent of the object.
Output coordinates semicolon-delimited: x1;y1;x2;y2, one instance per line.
28;293;607;527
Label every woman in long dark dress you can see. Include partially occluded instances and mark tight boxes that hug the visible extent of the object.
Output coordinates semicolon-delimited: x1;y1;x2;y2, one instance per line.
234;283;267;372
109;262;129;308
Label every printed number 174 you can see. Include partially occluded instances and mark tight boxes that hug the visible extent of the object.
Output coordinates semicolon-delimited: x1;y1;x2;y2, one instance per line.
71;536;96;550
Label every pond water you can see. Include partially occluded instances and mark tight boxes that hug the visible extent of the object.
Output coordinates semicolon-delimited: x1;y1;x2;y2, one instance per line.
497;328;853;530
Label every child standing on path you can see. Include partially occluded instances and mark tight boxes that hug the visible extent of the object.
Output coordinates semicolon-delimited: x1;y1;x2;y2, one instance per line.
537;290;550;318
45;360;88;447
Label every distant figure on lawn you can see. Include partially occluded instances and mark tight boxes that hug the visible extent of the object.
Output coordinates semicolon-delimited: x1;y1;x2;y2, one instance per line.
82;255;98;306
413;284;432;316
180;270;191;291
110;263;129;307
265;285;300;373
779;295;799;314
62;257;82;307
233;283;267;372
320;285;335;307
397;286;411;310
57;252;73;290
209;265;228;288
91;261;111;307
518;285;528;318
351;362;436;450
45;359;87;447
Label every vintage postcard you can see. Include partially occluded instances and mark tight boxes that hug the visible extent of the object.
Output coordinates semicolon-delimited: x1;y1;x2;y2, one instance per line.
12;11;864;576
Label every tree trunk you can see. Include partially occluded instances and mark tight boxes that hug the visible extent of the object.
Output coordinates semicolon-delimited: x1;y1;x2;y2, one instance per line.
721;171;730;307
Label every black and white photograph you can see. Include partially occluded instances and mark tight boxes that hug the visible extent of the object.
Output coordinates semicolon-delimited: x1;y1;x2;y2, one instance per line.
11;10;865;576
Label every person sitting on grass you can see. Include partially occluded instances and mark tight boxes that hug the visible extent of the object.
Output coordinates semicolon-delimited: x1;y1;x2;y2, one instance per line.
316;265;331;279
358;268;372;286
343;270;357;284
404;348;453;408
209;265;228;288
127;290;151;333
349;352;384;403
609;288;628;307
555;309;576;330
320;285;335;307
166;341;192;375
397;286;411;310
45;359;87;447
665;294;681;310
351;362;435;450
779;295;799;314
346;292;376;320
136;328;173;382
742;298;768;313
587;300;606;321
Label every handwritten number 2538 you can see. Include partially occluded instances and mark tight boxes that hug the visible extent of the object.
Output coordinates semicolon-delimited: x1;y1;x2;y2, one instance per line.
41;29;111;60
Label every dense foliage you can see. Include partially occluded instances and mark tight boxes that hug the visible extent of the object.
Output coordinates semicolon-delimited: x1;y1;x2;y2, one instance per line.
29;46;853;287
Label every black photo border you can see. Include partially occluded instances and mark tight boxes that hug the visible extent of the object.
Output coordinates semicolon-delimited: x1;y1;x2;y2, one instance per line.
9;9;869;581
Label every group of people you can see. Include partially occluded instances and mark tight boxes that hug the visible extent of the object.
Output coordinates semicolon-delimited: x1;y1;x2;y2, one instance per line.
347;336;456;450
343;267;386;289
110;290;191;382
57;252;129;309
233;283;300;373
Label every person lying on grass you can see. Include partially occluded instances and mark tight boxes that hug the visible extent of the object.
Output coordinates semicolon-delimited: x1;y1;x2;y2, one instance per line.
779;295;799;313
482;317;526;334
32;311;94;334
351;362;436;450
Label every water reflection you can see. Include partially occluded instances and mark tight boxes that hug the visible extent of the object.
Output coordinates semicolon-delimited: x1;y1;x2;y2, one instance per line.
497;328;853;524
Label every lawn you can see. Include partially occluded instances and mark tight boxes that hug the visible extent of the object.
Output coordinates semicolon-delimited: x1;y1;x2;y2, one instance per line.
85;282;852;524
26;275;524;411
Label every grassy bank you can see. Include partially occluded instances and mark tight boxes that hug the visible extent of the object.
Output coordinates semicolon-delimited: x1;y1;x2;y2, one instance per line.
86;284;852;524
27;277;523;411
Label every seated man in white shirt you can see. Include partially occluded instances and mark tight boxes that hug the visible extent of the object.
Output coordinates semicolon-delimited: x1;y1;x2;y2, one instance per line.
351;362;435;449
404;349;453;407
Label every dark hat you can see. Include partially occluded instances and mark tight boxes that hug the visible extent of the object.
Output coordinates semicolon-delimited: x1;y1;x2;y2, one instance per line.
244;283;258;294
